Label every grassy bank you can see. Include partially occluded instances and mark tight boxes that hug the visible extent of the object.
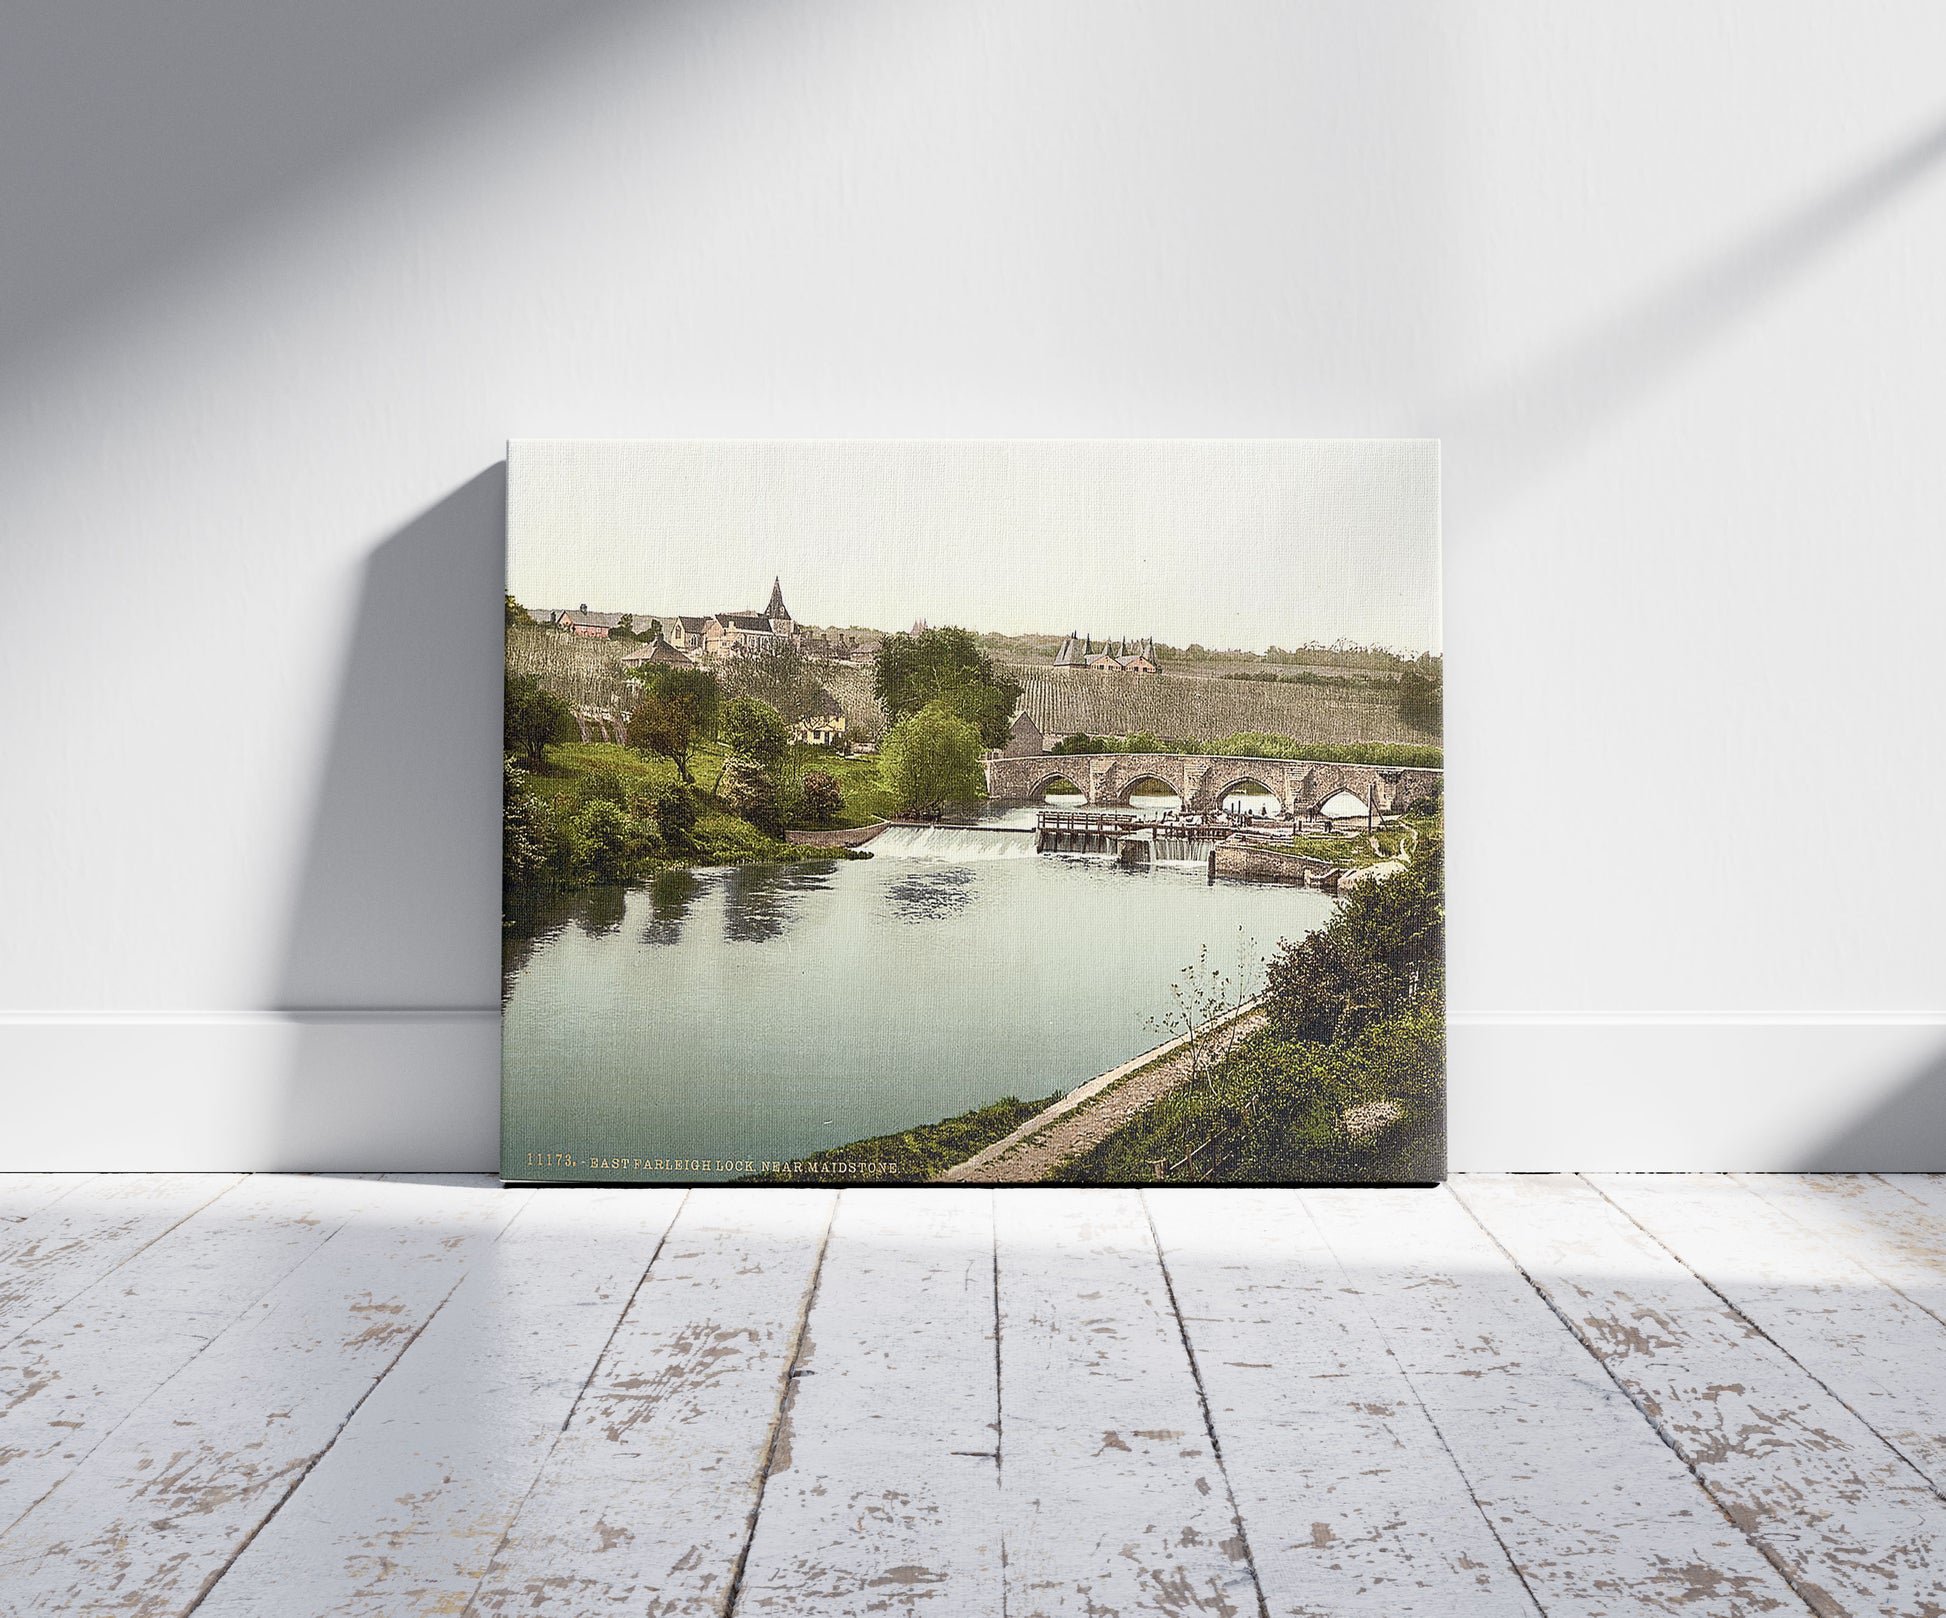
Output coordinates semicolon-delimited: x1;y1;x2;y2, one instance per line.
734;1091;1066;1185
523;738;897;859
1266;810;1440;871
1056;992;1444;1185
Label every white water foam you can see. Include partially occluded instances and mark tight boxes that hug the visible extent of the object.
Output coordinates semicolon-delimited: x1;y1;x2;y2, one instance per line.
870;823;1040;860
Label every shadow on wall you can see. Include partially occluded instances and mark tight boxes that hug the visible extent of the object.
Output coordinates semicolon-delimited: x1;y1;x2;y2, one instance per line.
1446;110;1946;516
0;0;650;376
1796;1046;1946;1173
271;466;506;1171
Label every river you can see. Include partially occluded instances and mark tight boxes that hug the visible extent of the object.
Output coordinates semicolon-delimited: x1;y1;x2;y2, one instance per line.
502;821;1336;1182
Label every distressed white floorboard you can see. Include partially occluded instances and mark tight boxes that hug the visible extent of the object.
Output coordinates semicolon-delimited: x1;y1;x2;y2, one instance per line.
1147;1188;1539;1617
0;1174;96;1222
0;1174;407;1535
0;1175;525;1616
1734;1176;1946;1333
1305;1186;1805;1616
733;1188;1003;1615
1459;1174;1946;1617
465;1188;836;1616
995;1188;1260;1618
193;1185;687;1618
0;1173;244;1347
9;1174;1943;1618
1593;1173;1946;1498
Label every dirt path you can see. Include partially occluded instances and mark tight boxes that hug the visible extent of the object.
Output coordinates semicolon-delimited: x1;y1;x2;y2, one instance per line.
938;1001;1265;1184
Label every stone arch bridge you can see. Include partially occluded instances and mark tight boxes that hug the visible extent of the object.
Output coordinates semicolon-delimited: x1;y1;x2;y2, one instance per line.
984;752;1441;816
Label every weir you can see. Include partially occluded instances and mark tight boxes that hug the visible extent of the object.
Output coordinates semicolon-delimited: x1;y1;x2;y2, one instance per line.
868;823;1039;860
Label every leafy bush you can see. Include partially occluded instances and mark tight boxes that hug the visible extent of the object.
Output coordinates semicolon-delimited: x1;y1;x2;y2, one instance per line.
1206;734;1444;769
644;781;698;850
574;798;639;883
1397;656;1443;732
1262;833;1443;1042
502;760;551;887
720;756;781;832
576;768;634;809
799;770;844;824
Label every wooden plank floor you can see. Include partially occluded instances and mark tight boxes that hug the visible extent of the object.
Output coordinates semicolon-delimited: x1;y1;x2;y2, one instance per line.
0;1177;1942;1616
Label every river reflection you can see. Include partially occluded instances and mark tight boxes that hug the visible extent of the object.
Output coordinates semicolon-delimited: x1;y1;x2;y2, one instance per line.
503;846;1336;1181
639;868;702;946
721;861;836;944
881;865;976;924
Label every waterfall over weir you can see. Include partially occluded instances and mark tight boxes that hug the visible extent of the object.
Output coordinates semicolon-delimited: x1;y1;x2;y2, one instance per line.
869;823;1039;860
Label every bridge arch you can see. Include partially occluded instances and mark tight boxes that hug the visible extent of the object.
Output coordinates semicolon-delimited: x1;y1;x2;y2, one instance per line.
1024;772;1088;803
1318;787;1372;820
1119;773;1184;809
1211;776;1283;814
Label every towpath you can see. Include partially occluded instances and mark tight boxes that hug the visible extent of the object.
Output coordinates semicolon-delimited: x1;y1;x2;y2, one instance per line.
938;999;1265;1184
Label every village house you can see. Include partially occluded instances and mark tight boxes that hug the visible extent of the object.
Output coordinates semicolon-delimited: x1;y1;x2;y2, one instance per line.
792;687;848;749
661;615;711;651
618;636;694;671
554;605;615;638
1001;711;1044;757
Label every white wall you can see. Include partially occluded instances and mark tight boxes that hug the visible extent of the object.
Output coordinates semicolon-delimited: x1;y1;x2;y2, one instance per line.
4;1;1942;1170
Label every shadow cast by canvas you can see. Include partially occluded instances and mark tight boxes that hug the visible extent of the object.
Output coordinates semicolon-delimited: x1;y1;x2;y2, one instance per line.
269;466;506;1169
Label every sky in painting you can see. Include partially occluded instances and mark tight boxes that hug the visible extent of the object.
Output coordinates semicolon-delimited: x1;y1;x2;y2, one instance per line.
507;439;1440;655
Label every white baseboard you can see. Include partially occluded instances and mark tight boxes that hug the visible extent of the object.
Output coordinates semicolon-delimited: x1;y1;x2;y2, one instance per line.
0;1012;500;1172
1449;1015;1946;1172
2;1013;1941;1173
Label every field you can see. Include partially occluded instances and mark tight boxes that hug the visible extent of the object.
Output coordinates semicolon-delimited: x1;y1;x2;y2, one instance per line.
507;624;1435;754
506;622;637;714
1011;665;1435;748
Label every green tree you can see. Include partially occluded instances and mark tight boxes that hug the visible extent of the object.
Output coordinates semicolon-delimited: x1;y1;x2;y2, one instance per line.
873;626;1023;747
628;692;692;780
725;639;823;727
719;695;790;768
1397;654;1443;733
614;613;637;641
879;703;987;817
800;770;844;824
627;666;720;782
505;592;530;629
505;671;573;764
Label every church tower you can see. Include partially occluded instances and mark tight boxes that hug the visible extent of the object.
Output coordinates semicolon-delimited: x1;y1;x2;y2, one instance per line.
765;577;792;632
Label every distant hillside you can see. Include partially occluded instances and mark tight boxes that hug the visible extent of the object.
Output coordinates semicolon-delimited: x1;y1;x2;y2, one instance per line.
1012;665;1436;748
506;621;636;713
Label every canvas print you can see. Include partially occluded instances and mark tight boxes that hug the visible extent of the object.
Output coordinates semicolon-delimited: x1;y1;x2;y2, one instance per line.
503;440;1443;1186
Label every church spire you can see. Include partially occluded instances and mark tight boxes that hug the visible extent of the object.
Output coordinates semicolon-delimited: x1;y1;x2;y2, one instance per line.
765;577;790;621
